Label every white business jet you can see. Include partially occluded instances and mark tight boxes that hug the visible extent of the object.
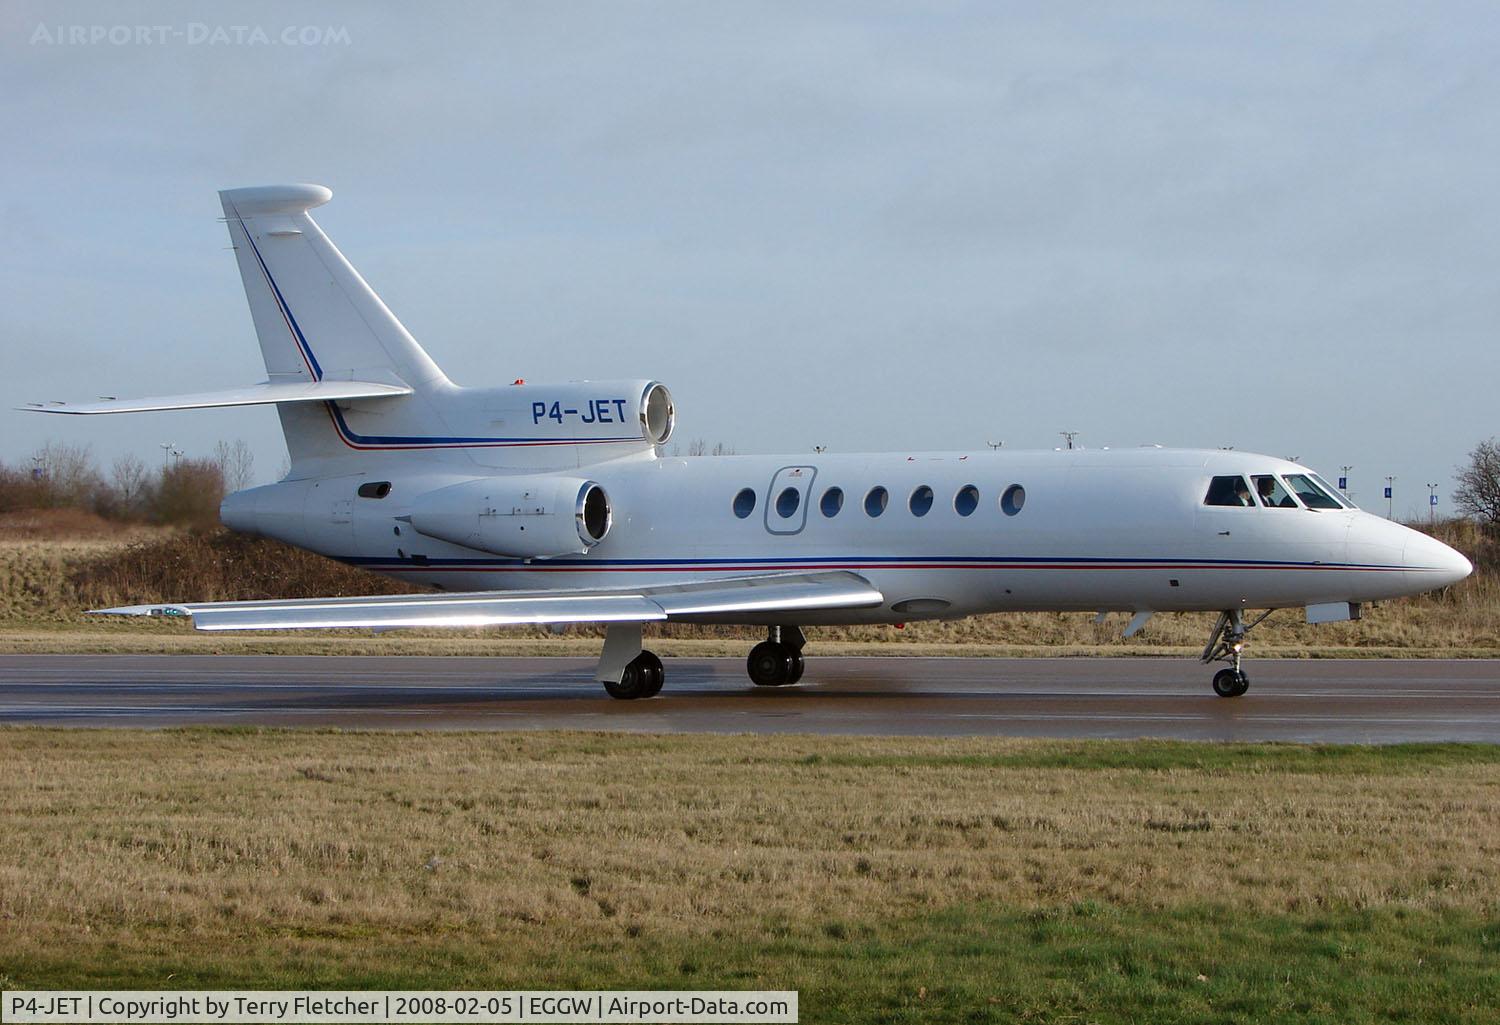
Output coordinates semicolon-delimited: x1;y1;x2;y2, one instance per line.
24;185;1472;699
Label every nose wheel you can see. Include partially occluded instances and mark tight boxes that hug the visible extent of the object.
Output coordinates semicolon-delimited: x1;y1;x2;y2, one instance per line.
1212;668;1249;698
1201;609;1272;698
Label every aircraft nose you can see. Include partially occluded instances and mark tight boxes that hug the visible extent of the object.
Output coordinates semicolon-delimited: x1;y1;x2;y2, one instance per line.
1403;529;1473;589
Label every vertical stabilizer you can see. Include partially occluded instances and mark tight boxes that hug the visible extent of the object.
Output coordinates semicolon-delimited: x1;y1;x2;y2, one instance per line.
219;184;454;470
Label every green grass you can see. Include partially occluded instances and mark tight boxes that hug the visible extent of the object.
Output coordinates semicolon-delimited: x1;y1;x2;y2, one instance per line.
793;740;1500;775
5;906;1495;1024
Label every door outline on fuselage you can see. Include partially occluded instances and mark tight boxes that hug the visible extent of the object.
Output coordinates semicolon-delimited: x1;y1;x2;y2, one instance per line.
764;465;817;536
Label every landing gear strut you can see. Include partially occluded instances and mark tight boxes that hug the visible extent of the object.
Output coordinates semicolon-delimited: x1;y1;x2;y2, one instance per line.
596;624;664;700
1201;609;1273;698
747;625;806;687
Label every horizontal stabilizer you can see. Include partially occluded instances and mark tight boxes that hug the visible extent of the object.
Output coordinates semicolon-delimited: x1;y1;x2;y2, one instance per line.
90;571;884;632
19;379;412;415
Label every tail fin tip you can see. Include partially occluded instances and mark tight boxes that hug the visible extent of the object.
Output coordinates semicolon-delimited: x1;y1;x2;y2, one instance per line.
220;184;333;216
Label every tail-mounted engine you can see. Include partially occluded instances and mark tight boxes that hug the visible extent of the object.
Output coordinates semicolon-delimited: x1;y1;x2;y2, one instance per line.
409;475;612;559
482;380;674;447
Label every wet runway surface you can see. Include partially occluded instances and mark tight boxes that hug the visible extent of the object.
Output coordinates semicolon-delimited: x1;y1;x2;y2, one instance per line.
1;654;1497;742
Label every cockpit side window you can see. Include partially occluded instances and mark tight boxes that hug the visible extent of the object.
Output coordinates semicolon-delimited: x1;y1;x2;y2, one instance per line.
1284;473;1344;510
1205;475;1255;507
1252;475;1298;508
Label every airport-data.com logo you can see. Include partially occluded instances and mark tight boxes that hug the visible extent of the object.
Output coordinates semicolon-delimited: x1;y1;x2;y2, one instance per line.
29;23;352;47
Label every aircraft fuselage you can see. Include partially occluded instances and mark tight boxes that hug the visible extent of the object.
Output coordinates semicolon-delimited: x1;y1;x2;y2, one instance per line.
222;445;1469;625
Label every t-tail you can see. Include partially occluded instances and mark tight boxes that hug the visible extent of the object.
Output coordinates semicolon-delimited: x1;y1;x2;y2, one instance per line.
20;184;675;478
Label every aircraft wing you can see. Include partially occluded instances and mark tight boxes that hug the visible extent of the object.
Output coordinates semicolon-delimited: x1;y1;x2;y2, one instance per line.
90;571;884;632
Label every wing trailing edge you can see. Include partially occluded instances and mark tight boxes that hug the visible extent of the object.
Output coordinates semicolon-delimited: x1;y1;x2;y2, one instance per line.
90;571;885;632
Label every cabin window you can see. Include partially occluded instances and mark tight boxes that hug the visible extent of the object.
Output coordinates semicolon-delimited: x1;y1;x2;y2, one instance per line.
864;486;889;517
732;488;756;518
775;486;801;518
909;485;934;517
357;481;391;499
821;487;844;517
1252;475;1298;508
954;484;979;516
1001;484;1026;516
1204;475;1253;507
1284;473;1344;510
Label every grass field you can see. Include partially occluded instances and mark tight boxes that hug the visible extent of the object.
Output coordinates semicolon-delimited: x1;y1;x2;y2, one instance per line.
2;730;1497;1023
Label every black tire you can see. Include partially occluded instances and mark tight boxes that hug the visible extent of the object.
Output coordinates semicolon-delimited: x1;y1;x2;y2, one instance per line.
787;652;805;685
638;651;664;698
1212;668;1246;698
747;641;793;686
603;664;646;700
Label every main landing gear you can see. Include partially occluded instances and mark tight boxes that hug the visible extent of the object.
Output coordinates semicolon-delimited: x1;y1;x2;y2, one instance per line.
604;650;664;700
595;624;664;700
1201;608;1274;698
747;625;806;687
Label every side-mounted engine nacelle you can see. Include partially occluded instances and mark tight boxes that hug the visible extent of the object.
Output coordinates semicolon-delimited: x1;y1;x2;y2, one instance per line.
408;475;612;559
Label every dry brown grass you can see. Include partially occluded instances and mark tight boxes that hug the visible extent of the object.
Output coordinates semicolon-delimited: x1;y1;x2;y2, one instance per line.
2;731;1496;1019
1;731;1495;941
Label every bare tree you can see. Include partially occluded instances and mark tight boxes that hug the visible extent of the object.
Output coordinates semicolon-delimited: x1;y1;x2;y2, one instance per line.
1455;438;1500;527
110;453;151;517
33;442;102;509
212;439;256;492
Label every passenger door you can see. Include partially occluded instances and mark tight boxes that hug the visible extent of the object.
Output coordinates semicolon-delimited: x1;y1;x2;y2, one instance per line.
764;465;816;535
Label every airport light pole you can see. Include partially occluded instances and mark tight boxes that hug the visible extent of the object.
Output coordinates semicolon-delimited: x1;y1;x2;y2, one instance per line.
1385;476;1396;519
160;442;175;468
1428;482;1439;524
1059;431;1079;450
1339;465;1353;502
987;441;1003;450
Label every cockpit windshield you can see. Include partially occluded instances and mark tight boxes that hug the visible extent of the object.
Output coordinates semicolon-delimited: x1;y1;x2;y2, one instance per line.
1309;472;1355;509
1252;475;1298;508
1284;473;1345;510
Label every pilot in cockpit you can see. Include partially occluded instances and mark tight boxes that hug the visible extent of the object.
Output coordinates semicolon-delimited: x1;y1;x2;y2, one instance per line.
1256;476;1295;508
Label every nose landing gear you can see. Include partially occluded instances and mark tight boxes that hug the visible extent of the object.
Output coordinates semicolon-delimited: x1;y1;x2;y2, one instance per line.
747;625;806;687
1212;667;1248;698
1201;609;1273;698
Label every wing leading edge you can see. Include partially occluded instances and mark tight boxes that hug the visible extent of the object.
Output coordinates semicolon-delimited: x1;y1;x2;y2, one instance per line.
91;571;885;632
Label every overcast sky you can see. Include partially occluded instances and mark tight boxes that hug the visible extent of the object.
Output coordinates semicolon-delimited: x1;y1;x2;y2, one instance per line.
4;1;1497;517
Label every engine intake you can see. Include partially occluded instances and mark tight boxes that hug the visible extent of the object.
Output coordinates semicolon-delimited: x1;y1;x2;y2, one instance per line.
409;476;611;559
